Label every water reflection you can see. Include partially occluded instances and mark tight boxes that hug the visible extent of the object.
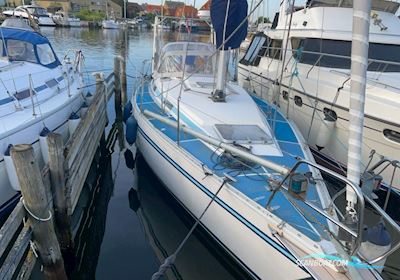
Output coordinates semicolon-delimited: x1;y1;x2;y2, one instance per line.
129;153;253;280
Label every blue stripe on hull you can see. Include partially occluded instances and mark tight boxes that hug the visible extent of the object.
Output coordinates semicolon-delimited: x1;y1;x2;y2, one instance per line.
138;127;310;271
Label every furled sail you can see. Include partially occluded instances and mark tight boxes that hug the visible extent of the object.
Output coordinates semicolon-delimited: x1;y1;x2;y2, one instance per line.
210;0;248;50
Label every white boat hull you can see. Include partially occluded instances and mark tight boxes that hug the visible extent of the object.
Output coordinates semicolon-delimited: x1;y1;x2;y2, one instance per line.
102;20;120;29
135;113;311;280
238;66;400;190
0;93;83;213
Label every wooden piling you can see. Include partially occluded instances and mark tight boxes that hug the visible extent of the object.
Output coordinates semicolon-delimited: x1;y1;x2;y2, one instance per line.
11;144;67;280
47;133;75;271
121;57;127;106
120;29;127;106
114;56;122;118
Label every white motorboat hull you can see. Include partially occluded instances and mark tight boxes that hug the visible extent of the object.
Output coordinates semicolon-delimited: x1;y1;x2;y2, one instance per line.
37;16;55;26
238;65;400;190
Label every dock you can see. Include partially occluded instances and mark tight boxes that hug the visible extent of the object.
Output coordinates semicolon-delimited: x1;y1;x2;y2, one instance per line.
0;56;127;280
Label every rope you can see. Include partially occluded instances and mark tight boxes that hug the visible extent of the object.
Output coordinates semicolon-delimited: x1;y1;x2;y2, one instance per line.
20;198;52;222
151;176;232;280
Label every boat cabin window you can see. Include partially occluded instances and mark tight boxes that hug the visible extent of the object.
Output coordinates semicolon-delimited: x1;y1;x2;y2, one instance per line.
268;39;282;60
158;43;215;76
241;35;282;66
37;43;56;65
28;7;47;16
159;54;214;74
291;38;400;72
7;39;37;63
241;34;267;66
383;129;400;144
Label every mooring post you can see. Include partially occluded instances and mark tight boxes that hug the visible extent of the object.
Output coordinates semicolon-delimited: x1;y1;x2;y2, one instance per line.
114;56;122;119
121;56;127;106
11;144;67;280
47;133;75;272
95;72;105;95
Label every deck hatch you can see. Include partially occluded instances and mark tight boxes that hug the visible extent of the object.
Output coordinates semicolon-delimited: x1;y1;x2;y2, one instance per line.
45;79;58;88
214;124;272;144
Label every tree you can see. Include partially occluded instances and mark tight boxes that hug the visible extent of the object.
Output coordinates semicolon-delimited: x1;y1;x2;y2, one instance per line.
257;16;270;24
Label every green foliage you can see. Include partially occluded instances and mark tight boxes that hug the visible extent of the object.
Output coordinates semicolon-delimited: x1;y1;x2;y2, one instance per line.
75;9;106;21
257;16;270;24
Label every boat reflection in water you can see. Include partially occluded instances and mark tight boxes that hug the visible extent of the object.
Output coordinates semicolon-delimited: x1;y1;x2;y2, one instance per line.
128;152;253;280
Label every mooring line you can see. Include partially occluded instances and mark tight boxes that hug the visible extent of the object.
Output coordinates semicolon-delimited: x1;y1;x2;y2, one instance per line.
151;174;236;280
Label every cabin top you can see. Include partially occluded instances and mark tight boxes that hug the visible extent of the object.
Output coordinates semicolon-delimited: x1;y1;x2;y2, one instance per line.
0;27;61;69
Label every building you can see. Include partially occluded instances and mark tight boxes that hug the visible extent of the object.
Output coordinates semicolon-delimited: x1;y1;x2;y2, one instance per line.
163;0;183;16
143;1;197;18
126;2;143;18
69;0;122;18
34;0;70;14
144;3;161;15
198;0;210;19
4;0;23;7
175;5;197;18
199;0;210;11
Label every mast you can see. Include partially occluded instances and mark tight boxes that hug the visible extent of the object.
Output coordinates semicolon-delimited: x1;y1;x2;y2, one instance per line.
105;0;109;20
346;0;371;207
124;0;127;19
210;0;247;102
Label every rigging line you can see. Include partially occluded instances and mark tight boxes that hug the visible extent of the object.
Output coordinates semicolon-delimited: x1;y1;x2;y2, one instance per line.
306;4;325;142
270;0;294;138
151;176;232;280
30;75;47;127
0;76;20;110
176;43;190;145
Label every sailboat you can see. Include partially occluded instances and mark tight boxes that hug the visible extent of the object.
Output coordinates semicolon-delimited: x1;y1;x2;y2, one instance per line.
0;18;85;217
127;1;400;279
102;1;120;29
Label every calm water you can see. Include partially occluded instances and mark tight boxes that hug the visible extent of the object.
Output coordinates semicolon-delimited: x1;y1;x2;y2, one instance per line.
37;27;250;280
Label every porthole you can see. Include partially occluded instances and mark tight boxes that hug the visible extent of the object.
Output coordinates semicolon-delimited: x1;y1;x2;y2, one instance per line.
282;90;289;100
383;129;400;144
294;95;303;106
323;108;338;121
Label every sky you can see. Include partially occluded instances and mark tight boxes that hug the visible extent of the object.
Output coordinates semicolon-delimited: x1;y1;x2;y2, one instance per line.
126;0;304;20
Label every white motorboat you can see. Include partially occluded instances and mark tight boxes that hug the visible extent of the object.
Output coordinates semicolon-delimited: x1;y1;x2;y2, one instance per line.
128;5;400;278
3;5;56;26
0;20;85;216
52;11;81;27
238;0;400;192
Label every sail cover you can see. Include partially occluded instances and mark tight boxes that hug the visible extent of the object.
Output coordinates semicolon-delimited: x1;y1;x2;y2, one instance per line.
210;0;248;50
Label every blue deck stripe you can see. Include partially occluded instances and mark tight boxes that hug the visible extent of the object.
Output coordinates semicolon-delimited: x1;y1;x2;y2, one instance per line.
34;84;48;92
138;127;303;266
0;97;14;105
138;85;327;240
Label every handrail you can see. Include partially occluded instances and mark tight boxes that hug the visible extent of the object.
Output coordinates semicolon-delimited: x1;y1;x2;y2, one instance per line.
141;100;400;266
142;109;365;254
265;159;365;256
